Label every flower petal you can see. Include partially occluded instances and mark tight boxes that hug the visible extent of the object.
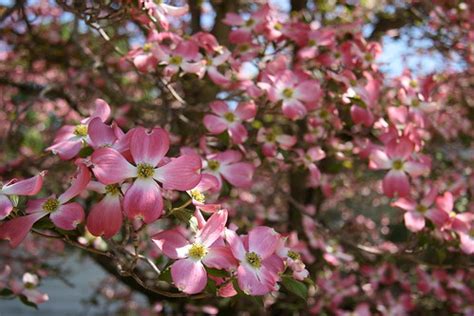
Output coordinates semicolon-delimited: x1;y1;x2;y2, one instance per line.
248;226;280;260
225;228;245;261
203;245;237;269
154;154;202;191
228;123;248;144
383;170;410;197
404;161;429;177
86;195;123;239
404;211;425;232
0;195;13;220
0;212;46;248
91;147;137;184
237;264;270;295
282;100;307;120
392;198;416;211
1;173;45;196
123;178;163;223
234;101;256;121
197;209;227;247
171;259;207;294
369;149;392;170
152;229;190;259
58;162;91;204
130;127;170;166
88;117;116;148
210;100;230;116
220;162;254;188
50;202;85;230
203;115;228;134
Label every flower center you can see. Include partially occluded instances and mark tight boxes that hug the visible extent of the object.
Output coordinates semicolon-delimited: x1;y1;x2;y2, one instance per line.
105;184;120;196
74;124;88;137
169;55;183;65
143;43;152;53
136;163;155;179
207;160;220;171
287;250;301;260
245;19;255;27
266;132;277;143
392;160;404;170
224;112;235;123
245;252;262;269
416;204;427;213
188;243;207;260
190;189;205;203
42;198;60;213
282;88;294;99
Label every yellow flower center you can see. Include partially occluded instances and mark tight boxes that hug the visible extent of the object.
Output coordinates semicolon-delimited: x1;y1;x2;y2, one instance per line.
188;243;207;260
224;112;235;122
43;198;60;213
169;55;183;65
245;19;255;27
282;88;294;99
105;184;120;196
287;250;301;260
246;252;262;269
136;163;155;179
416;204;427;213
143;43;152;52
190;189;205;203
392;160;404;170
74;124;88;137
207;160;220;171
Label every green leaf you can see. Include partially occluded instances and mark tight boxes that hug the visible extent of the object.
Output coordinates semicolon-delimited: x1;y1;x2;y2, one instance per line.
281;275;308;300
19;295;38;309
206;268;229;278
0;288;13;296
78;146;94;158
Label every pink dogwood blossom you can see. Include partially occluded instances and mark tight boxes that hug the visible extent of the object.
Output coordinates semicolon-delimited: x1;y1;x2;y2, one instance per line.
204;150;254;190
0;173;45;219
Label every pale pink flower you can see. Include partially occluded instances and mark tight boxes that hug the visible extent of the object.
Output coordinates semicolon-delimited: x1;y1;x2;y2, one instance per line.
152;210;236;294
187;174;221;213
225;226;284;295
369;138;429;197
140;0;188;30
154;40;204;78
204;100;256;144
204;150;255;190
256;128;296;157
91;127;201;223
0;172;45;219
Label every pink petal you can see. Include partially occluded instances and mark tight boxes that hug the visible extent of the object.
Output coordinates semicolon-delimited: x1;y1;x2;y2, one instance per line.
248;226;280;259
383;170;410;198
220;162;254;188
307;147;326;162
237;265;270;295
225;228;245;261
351;105;374;127
228;123;248;144
203;245;237;269
404;211;425;232
235;101;256;120
212;150;242;165
90;99;111;123
436;192;454;213
194;174;220;192
26;198;48;214
161;3;189;16
88;117;116;148
369;149;392;170
154;154;202;191
91;147;137;184
208;67;231;86
152;229;189;259
1;173;45;196
0;195;13;220
460;234;474;254
50;202;84;230
130;127;170;166
276;135;296;149
387;138;414;160
86;195;123;239
209;100;230;116
425;208;449;227
404;161;429;177
392;198;417;211
171;259;207;294
58;163;91;204
282;100;307;120
294;80;321;102
123;178;163;223
197;210;227;247
222;12;245;26
203;115;228;134
0;212;45;248
47;139;82;160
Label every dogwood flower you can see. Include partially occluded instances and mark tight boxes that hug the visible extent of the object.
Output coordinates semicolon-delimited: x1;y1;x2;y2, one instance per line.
204;100;256;144
91;127;201;223
204;150;254;190
0;173;45;219
152;210;236;294
225;226;284;295
369;138;429;197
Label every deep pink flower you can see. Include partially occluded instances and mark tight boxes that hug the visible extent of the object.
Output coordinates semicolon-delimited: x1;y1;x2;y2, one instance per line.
225;226;284;295
0;172;45;219
392;188;449;232
256;128;296;157
187;174;221;213
204;150;255;190
154;40;204;78
47;99;111;160
91;127;201;223
369;138;429;197
204;100;256;144
0;162;90;248
86;181;123;239
152;210;236;294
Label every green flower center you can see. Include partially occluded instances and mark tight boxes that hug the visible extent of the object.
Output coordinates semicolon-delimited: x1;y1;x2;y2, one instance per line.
43;198;60;213
74;124;88;137
224;112;235;123
287;250;301;260
239;44;249;52
207;160;220;171
392;160;404;170
245;19;255;27
246;252;262;269
143;43;152;53
169;55;183;65
416;204;428;213
136;163;155;179
190;189;205;203
282;88;294;99
266;132;277;143
105;184;120;196
188;243;207;260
